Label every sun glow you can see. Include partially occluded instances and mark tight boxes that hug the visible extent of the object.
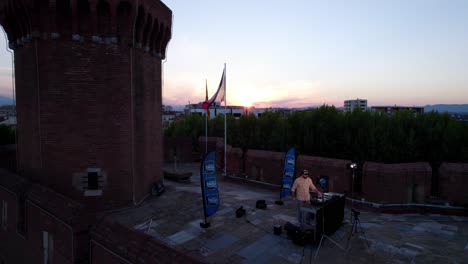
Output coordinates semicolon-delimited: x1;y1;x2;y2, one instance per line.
239;99;253;107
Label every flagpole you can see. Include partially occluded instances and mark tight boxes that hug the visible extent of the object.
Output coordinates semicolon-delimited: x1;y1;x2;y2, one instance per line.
205;79;208;154
224;63;227;176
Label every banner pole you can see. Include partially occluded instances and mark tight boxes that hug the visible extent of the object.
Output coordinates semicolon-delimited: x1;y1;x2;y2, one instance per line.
224;63;227;176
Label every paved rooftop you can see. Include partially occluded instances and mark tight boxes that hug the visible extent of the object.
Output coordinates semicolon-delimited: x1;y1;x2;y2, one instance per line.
108;163;468;264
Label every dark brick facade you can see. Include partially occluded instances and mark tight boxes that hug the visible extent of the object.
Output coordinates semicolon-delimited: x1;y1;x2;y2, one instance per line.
216;138;225;171
91;219;203;264
0;169;90;264
1;169;201;264
164;137;194;163
439;163;468;206
0;145;16;172
296;155;352;194
198;136;221;158
244;149;284;185
0;0;177;263
362;162;432;204
0;0;171;210
226;146;243;177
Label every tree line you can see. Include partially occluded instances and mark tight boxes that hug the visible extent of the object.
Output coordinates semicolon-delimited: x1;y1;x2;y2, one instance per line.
165;106;468;166
0;125;15;145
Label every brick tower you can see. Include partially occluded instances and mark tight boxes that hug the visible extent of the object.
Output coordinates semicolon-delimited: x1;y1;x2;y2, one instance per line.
0;0;172;209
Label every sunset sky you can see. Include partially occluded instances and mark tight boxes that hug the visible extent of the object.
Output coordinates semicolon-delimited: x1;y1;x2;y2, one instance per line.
1;0;468;108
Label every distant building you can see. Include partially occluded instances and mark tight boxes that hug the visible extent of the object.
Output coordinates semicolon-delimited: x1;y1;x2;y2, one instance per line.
184;102;249;119
253;107;294;118
184;103;296;119
0;105;15;117
450;113;468;122
162;105;173;112
371;106;424;115
0;116;16;129
344;98;368;112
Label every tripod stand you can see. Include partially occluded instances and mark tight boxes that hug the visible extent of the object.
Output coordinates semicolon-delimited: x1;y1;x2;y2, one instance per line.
346;209;370;249
347;164;370;249
349;166;357;223
314;198;345;259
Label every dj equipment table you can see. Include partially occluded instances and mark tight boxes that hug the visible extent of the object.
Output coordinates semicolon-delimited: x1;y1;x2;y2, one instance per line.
300;193;345;242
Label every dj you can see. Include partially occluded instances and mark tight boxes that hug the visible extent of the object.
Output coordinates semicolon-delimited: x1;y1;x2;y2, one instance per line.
291;169;323;224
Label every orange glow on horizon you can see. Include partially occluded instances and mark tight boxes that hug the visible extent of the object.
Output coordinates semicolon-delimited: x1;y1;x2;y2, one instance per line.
238;99;253;107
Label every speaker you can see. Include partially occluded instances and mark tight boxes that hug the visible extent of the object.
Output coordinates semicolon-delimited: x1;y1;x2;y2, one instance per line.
284;222;300;237
284;222;315;245
236;206;246;218
273;224;282;235
256;200;267;209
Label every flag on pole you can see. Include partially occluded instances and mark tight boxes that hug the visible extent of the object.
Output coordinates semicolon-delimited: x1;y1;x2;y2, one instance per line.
205;79;210;119
202;67;226;110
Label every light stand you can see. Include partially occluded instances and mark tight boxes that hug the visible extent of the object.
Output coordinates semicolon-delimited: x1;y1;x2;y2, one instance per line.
314;196;345;259
346;163;369;249
349;163;357;222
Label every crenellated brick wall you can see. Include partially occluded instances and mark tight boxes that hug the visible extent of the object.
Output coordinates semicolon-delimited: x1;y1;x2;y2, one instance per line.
439;163;468;206
226;146;243;177
362;162;432;204
296;155;352;194
164;137;193;163
244;149;284;185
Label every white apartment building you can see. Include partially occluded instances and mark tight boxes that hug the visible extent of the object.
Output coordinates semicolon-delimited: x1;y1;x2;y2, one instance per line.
344;98;368;112
184;102;249;119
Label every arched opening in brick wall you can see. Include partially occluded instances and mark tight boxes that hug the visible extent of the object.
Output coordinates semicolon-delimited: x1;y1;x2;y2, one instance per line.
4;4;20;42
0;6;17;109
116;1;131;44
134;5;145;45
77;0;91;35
142;14;152;48
33;0;49;33
97;0;111;36
56;0;72;34
153;23;164;55
161;26;171;57
0;29;14;103
0;26;17;173
149;18;159;54
35;0;49;9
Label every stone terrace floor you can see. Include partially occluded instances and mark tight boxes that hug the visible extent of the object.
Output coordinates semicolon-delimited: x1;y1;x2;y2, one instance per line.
108;163;468;264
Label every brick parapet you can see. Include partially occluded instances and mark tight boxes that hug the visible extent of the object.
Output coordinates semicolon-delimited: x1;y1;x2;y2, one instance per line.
91;218;204;263
0;0;172;58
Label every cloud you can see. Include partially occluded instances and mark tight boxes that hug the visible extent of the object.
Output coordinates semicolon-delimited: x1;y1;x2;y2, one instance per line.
240;79;340;108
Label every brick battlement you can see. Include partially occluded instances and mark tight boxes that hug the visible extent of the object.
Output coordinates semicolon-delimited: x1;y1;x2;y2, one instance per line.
0;0;171;58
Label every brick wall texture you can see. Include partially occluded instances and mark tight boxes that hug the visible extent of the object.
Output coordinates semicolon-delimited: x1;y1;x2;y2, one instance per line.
0;145;16;172
439;163;468;206
198;136;221;158
0;0;177;263
296;155;352;194
91;219;203;264
1;169;202;264
244;149;284;185
164;137;194;163
1;0;172;210
226;146;243;177
362;162;432;204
